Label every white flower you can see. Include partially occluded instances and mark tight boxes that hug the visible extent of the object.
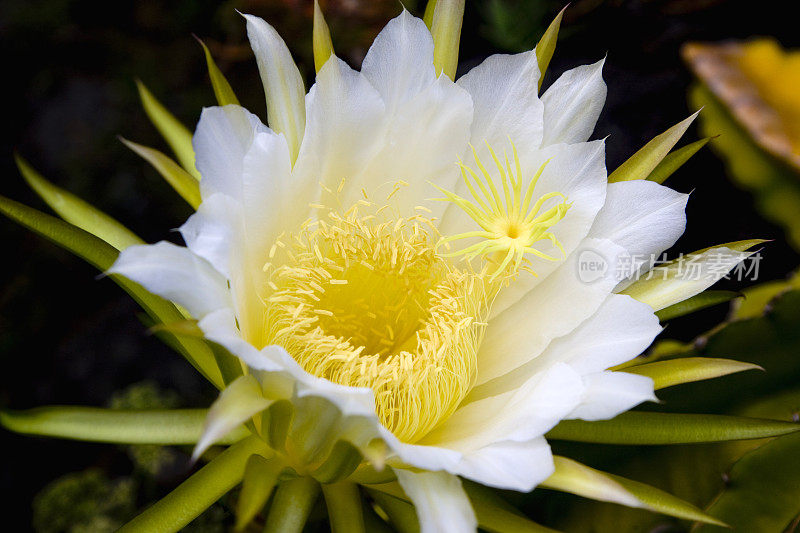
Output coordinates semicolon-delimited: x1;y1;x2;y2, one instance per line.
109;10;749;532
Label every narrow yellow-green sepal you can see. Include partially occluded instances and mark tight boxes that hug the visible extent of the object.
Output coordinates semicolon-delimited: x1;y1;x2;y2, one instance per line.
135;79;200;179
119;436;268;533
15;155;143;251
535;7;565;91
430;0;465;79
313;1;334;73
322;482;366;533
646;137;712;184
0;406;245;445
543;457;726;525
608;111;699;182
546;412;800;445
423;0;438;28
655;290;741;321
236;454;282;531
263;477;321;533
463;481;562;532
195;36;240;107
120;138;202;209
624;357;762;390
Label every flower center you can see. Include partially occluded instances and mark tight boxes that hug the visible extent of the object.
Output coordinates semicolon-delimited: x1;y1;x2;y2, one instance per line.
264;205;492;443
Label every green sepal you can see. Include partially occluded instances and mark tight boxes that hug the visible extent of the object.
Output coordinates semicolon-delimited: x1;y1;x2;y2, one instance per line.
263;476;321;533
195;36;240;107
646;137;712;184
322;481;366;533
236;453;283;531
118;436;268;532
535;7;565;91
120;138;201;209
655;290;741;321
608;112;699;183
312;440;363;484
463;480;562;532
546;412;800;445
313;0;334;73
430;0;465;79
0;196;223;387
541;456;726;526
0;406;247;445
135;79;200;179
15;155;143;250
624;357;761;390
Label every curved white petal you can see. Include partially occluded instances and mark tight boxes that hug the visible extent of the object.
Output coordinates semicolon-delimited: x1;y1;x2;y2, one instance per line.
193;374;270;460
395;470;477;533
589;180;688;275
108;241;231;318
244;14;306;161
541;59;606;145
474;294;661;399
452;437;554;491
180;193;239;279
475;237;626;385
457;50;544;155
568;371;657;421
361;10;436;109
193;105;270;200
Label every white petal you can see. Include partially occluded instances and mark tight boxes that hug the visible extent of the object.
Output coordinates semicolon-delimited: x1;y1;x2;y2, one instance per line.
588;180;688;274
541;59;607;145
108;241;231;318
568;371;657;421
198;307;286;373
193;105;269;201
475;237;625;385
452;437;554;491
361;10;436;109
193;374;270;460
423;363;583;451
293;57;385;210
395;470;477;533
622;246;753;311
244;14;306;161
457;50;544;156
474;294;661;400
180;193;239;279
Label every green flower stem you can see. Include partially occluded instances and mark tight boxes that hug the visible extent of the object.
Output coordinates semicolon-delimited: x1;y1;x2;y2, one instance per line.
322;481;365;533
263;476;321;533
119;435;267;533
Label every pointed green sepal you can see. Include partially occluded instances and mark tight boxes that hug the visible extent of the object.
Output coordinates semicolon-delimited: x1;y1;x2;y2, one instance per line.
120;138;202;209
15;155;143;250
195;36;240;107
646;137;712;184
430;0;465;79
624;357;762;390
263;476;321;533
0;406;246;445
236;453;283;531
535;7;566;91
135;79;200;179
423;0;438;28
655;290;741;321
323;482;366;533
609;112;699;182
313;1;334;73
546;412;800;445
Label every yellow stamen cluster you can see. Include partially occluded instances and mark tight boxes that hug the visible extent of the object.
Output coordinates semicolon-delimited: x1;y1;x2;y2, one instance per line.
438;142;572;279
263;204;492;443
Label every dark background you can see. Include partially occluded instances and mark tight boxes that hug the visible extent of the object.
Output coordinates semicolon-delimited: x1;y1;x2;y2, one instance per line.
2;0;799;530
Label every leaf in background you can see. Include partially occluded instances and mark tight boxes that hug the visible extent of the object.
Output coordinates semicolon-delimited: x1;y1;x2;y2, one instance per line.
0;406;247;445
120;138;201;209
15;155;143;251
695;432;800;532
624;357;761;390
608;112;698;183
195;36;240;107
546;412;800;445
135;79;200;179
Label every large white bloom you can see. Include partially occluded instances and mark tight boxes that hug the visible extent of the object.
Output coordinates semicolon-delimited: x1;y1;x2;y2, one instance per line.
109;11;747;532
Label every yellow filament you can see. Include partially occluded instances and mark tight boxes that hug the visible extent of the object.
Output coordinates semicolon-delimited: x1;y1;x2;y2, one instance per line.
437;141;572;280
263;204;492;443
